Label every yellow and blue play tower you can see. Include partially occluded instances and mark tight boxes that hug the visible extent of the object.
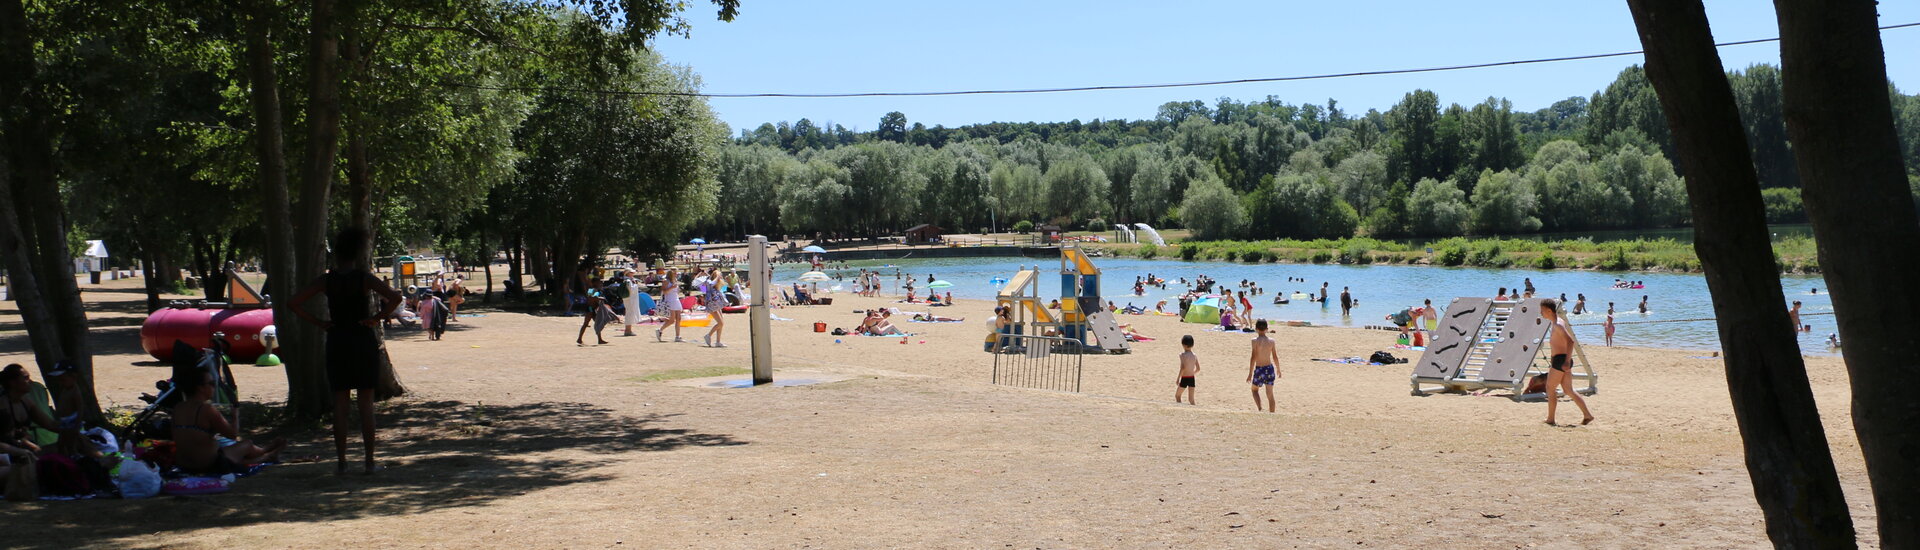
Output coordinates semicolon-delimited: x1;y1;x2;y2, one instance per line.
1056;245;1131;354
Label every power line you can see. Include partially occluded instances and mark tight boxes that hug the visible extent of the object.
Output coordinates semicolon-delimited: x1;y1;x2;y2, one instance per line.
446;21;1920;99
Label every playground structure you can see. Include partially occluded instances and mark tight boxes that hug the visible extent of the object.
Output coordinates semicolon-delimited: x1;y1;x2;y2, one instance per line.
140;264;279;364
988;244;1131;354
1409;297;1597;401
390;254;453;289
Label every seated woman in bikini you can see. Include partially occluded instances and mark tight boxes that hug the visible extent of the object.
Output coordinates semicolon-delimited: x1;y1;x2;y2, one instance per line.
171;370;286;475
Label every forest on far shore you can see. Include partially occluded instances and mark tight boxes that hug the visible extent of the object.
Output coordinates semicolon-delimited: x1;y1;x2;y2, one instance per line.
694;64;1920;241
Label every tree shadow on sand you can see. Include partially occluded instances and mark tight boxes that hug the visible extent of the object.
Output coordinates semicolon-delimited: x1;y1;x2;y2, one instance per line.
6;399;744;549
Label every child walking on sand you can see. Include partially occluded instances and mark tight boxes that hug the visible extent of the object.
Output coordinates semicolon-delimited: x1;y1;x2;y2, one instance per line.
1175;335;1199;405
1247;319;1280;412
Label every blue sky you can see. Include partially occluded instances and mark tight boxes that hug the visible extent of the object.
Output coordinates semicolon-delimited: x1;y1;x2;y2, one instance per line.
652;1;1920;134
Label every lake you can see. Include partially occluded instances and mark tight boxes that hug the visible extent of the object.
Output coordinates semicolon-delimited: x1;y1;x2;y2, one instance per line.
775;256;1834;354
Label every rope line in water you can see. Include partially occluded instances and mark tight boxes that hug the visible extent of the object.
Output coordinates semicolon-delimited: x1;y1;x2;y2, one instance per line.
1569;311;1833;327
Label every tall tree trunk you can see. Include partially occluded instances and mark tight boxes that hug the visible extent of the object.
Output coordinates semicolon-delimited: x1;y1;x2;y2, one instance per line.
1773;1;1920;545
280;0;346;418
1625;2;1857;547
141;251;164;313
340;32;405;401
1;0;99;420
0;171;62;369
241;0;306;416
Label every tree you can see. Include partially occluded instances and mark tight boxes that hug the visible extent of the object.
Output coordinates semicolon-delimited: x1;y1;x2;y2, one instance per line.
1774;0;1920;543
1042;155;1110;222
876;111;908;143
0;0;101;419
1729;64;1798;189
1586;65;1674;158
1470;169;1541;234
1596;145;1688;227
1130;154;1176;225
505;48;724;309
1626;1;1857;546
1178;175;1244;239
1406;178;1472;236
1387;90;1442;184
1332;150;1391;213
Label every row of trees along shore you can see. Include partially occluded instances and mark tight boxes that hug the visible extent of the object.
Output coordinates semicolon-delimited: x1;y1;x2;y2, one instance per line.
1;0;739;420
694;64;1920;241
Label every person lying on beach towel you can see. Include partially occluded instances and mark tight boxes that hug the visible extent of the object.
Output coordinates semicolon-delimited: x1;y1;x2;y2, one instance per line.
910;313;965;323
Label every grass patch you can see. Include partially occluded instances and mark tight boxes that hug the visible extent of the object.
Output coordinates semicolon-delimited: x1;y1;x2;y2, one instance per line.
631;366;750;382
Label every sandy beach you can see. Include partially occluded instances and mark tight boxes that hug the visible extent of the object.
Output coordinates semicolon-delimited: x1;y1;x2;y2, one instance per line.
1;278;1879;548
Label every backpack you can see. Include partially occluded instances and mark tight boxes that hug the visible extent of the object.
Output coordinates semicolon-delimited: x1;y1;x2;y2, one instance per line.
1369;351;1401;365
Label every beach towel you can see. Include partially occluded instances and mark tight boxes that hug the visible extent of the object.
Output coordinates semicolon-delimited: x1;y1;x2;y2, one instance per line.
1312;357;1384;365
1392;344;1427;351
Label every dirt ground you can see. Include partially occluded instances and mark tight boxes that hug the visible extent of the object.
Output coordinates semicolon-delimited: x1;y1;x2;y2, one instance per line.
0;276;1879;548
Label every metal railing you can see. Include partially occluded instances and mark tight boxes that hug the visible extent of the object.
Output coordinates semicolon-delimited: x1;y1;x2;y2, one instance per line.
991;334;1086;392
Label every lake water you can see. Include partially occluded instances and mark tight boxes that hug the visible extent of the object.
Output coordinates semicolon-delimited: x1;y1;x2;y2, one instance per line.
775;256;1835;354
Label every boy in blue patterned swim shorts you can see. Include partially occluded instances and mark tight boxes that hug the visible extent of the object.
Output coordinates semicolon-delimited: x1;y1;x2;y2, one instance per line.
1246;319;1280;412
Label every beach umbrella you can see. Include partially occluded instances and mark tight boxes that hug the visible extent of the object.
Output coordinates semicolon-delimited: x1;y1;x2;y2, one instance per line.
802;245;827;253
689;238;707;244
798;271;831;282
928;280;954;289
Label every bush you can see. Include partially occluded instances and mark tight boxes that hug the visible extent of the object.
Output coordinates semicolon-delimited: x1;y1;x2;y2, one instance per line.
1339;243;1372;264
1534;250;1558;269
978;226;990;234
1085;218;1109;232
1179;243;1201;261
1438;244;1467;266
1011;220;1034;234
1310;250;1334;264
1599;245;1631;271
1138;243;1158;259
1468;242;1510;267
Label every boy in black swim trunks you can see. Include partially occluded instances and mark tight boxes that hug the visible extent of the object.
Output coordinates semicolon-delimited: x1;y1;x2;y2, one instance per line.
1247;319;1280;413
1176;335;1199;405
1541;301;1595;426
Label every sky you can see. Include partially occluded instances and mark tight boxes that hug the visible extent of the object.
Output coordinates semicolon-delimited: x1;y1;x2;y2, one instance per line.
652;1;1920;134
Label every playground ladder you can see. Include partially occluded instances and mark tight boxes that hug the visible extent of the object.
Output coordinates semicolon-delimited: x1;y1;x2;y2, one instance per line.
1458;298;1520;379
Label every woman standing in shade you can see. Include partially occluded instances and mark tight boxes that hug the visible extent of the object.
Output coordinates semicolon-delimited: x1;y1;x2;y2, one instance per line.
290;228;403;475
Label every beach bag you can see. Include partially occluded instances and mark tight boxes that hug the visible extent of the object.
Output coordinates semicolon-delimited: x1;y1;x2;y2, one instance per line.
1368;351;1400;365
113;458;163;499
36;452;92;496
4;453;36;501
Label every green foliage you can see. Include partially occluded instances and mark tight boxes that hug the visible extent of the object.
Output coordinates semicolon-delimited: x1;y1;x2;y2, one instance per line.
1179;175;1246;240
1011;220;1034;234
1438;242;1468;266
1761;187;1807;223
1407;178;1472;236
1534;250;1559;269
1138;243;1158;259
1468;241;1511;267
1338;242;1371;264
1178;243;1201;260
1086;218;1109;232
1470;169;1542;234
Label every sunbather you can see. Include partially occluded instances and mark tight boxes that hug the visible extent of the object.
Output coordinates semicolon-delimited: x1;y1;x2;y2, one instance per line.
911;313;965;322
171;369;285;475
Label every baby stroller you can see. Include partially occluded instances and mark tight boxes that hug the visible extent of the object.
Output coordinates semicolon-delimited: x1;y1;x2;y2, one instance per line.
124;337;240;443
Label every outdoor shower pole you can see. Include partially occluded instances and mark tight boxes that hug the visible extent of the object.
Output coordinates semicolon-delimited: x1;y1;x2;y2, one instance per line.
748;234;773;385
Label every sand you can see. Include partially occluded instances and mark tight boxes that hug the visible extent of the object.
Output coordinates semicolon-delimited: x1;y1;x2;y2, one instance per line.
0;277;1879;548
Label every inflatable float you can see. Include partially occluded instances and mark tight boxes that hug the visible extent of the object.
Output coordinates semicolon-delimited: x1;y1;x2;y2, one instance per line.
140;268;278;363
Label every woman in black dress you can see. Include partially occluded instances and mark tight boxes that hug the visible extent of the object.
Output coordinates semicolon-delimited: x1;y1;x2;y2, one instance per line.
290;228;402;474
